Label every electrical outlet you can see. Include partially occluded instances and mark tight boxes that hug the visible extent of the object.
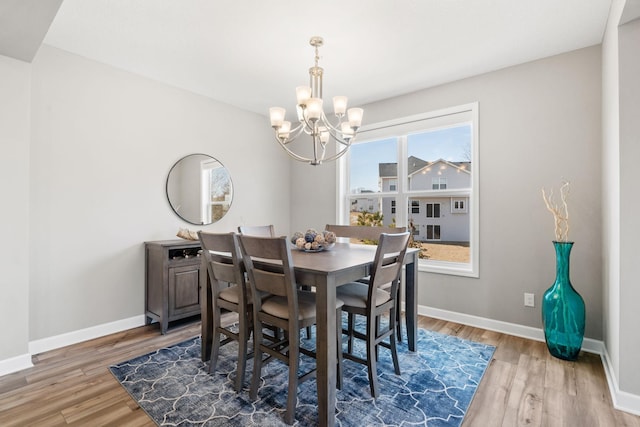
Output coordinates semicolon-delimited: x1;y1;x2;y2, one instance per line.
524;293;535;307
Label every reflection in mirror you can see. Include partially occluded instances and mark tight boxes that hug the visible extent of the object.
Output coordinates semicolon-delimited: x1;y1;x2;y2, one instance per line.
166;154;233;225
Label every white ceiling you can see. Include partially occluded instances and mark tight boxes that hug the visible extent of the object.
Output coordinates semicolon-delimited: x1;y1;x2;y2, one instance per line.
4;0;614;117
0;0;62;62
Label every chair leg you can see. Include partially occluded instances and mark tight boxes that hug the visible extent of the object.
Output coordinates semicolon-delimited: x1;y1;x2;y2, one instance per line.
336;308;343;390
396;286;403;342
375;316;380;362
285;328;299;425
366;314;379;399
347;313;355;354
389;308;401;376
209;306;221;374
300;285;313;340
235;313;249;392
249;320;264;401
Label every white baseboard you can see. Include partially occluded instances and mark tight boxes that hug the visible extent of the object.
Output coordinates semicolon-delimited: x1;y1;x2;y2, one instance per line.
418;305;604;354
418;304;640;415
28;315;147;356
601;346;640;416
0;353;33;376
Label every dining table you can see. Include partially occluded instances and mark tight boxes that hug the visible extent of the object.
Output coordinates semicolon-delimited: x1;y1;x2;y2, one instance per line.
200;241;419;427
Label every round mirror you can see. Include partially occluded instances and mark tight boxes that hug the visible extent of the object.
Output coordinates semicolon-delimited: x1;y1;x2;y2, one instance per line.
166;154;233;225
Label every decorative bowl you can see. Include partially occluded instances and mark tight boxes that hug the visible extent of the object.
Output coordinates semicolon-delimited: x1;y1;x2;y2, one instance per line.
291;229;337;252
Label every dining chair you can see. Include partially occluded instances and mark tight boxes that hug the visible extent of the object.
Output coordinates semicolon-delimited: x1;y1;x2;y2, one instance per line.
336;231;410;399
325;224;408;342
238;234;344;425
198;231;253;392
237;224;275;237
239;224;312;339
325;224;407;244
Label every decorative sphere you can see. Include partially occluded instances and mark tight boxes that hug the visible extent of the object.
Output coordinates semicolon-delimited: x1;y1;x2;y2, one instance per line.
305;232;317;243
323;231;337;244
291;231;304;244
295;237;306;249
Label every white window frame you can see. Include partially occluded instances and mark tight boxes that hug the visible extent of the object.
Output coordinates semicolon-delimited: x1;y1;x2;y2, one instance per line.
452;198;467;213
337;102;479;277
426;224;441;240
426;202;441;218
432;177;448;190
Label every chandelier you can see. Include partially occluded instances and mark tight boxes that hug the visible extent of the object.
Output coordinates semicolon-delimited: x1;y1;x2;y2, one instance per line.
269;36;363;166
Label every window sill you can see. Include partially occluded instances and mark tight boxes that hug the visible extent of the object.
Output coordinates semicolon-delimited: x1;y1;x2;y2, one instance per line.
418;259;478;278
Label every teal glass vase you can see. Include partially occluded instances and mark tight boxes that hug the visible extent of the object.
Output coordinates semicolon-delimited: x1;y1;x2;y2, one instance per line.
542;241;585;361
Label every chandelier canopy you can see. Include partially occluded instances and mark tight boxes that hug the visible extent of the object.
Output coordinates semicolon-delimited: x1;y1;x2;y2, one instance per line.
269;36;363;166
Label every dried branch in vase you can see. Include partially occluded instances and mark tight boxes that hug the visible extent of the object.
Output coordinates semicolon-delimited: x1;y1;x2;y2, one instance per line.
542;180;570;242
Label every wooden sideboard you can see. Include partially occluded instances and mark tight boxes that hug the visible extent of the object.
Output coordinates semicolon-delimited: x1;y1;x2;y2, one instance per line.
144;240;202;334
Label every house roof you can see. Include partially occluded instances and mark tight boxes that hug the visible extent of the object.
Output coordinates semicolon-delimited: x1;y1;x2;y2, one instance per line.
379;156;429;177
379;157;470;178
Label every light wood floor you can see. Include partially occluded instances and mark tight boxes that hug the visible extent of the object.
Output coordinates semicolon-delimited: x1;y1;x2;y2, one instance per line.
0;315;638;426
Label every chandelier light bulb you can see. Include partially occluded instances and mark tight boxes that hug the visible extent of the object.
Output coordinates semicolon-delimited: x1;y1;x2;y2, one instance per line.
269;107;286;128
347;108;363;129
341;122;354;140
319;126;330;144
278;121;291;139
306;98;323;121
296;86;312;106
333;96;348;116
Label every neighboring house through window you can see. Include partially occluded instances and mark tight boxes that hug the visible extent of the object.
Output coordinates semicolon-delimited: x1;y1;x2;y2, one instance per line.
339;103;479;277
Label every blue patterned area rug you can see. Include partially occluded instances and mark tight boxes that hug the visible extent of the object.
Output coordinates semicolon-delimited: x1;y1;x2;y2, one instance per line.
110;325;495;426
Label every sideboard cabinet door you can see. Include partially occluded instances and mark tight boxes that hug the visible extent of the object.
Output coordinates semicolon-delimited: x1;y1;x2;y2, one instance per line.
169;264;201;318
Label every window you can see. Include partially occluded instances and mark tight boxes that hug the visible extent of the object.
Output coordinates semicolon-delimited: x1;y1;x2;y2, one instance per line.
432;177;447;190
452;199;467;213
426;225;441;240
339;103;479;277
426;203;441;218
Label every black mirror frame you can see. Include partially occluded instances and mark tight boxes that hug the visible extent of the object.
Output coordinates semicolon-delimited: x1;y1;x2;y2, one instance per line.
165;153;233;225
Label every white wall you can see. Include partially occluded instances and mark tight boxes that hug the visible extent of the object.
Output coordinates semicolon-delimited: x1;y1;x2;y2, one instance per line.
618;16;640;396
602;0;624;397
0;55;31;366
602;0;640;405
292;46;604;339
28;45;290;341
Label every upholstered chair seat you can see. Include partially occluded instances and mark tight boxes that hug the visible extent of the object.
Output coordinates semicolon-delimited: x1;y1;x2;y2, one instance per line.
334;283;391;308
